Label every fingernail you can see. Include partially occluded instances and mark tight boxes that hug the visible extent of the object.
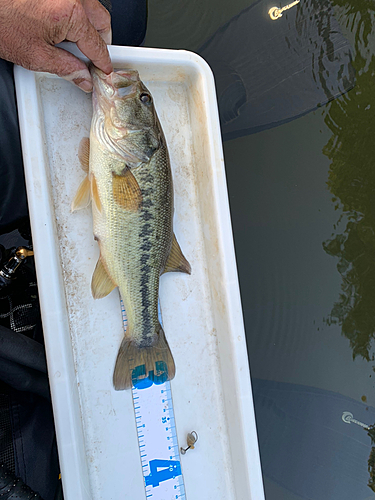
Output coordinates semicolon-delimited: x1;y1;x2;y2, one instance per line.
101;28;112;45
74;78;93;92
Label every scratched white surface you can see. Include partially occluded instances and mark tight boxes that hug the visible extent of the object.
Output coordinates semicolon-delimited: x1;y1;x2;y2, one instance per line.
14;46;264;500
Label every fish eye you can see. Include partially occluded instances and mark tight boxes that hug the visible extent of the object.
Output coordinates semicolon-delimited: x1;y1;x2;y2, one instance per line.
140;93;152;105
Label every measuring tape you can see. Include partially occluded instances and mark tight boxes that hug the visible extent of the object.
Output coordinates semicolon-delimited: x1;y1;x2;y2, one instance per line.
121;300;187;500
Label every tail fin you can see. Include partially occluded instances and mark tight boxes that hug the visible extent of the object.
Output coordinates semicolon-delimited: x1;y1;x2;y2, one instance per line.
113;325;176;390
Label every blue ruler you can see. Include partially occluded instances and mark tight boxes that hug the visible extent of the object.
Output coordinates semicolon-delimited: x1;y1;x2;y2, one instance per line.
121;300;187;500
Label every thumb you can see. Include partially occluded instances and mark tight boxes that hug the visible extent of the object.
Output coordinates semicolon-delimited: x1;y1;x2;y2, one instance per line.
33;44;93;92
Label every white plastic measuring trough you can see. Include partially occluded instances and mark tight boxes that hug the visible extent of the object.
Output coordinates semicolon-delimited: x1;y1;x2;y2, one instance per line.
14;45;265;500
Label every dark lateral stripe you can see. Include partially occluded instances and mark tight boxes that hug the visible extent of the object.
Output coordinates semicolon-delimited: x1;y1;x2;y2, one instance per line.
141;211;153;221
140;223;153;237
141;241;152;252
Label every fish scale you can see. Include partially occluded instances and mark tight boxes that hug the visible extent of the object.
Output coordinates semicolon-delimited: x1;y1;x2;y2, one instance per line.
121;300;187;500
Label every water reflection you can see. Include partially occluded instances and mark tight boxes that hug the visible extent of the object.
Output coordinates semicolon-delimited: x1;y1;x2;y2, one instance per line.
253;379;375;499
322;3;375;365
368;425;375;491
198;0;355;140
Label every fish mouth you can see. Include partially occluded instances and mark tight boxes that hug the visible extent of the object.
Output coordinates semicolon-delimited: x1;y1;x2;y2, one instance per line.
89;65;140;98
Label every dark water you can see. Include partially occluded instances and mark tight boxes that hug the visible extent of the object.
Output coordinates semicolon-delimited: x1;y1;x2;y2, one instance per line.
146;2;375;499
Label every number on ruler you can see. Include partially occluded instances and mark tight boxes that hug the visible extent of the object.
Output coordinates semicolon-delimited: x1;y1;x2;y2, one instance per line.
144;459;182;487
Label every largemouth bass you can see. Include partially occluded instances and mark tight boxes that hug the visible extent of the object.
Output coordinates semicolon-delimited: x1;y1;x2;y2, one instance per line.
72;67;191;390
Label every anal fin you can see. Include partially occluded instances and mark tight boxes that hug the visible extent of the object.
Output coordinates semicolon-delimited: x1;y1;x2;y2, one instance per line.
91;256;116;299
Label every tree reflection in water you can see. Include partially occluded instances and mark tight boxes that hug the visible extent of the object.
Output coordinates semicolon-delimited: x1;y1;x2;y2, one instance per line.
323;2;375;362
323;3;375;491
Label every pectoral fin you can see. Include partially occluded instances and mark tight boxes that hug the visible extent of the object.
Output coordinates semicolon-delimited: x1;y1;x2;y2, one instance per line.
71;175;91;212
78;137;90;173
163;234;191;275
112;169;142;211
91;257;117;299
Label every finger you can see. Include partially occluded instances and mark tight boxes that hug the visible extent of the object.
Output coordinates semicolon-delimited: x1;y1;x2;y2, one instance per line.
81;0;112;44
67;4;113;74
26;44;94;91
100;26;112;45
74;22;113;73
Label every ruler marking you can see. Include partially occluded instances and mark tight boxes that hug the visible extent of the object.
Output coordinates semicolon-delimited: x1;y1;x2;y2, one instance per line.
121;299;187;500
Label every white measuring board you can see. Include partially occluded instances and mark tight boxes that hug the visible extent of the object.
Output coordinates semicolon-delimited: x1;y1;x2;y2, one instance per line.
121;300;187;500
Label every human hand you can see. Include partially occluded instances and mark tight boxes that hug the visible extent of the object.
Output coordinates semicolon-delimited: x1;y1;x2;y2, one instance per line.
0;0;113;91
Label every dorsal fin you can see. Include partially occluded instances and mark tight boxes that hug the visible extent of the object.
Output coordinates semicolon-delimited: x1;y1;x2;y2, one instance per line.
163;234;191;275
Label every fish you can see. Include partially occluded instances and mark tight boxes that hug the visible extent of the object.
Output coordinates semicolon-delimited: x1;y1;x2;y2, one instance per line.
72;67;191;390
